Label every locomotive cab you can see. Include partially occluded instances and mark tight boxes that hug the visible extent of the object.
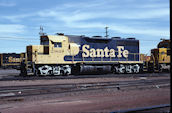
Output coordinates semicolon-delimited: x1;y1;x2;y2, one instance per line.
24;35;65;75
23;35;80;76
27;35;68;64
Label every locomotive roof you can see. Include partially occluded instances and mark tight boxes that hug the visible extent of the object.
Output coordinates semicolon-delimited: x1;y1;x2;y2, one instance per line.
65;35;138;44
157;39;170;48
41;34;139;44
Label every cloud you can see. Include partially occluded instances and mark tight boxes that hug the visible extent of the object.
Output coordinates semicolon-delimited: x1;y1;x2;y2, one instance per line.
62;0;110;9
2;0;169;23
110;25;169;37
114;8;169;19
0;0;169;37
0;0;170;53
2;13;37;22
63;22;169;37
0;24;25;34
35;4;169;24
137;3;169;8
0;1;16;7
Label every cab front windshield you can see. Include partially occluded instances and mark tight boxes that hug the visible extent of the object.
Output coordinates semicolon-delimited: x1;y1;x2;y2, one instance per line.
40;36;49;45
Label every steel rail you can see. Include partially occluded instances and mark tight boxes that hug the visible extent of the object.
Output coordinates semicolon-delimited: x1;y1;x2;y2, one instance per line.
0;78;170;98
0;78;169;89
0;73;170;81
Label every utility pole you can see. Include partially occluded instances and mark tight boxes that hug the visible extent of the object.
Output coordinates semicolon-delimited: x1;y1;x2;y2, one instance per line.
105;26;109;39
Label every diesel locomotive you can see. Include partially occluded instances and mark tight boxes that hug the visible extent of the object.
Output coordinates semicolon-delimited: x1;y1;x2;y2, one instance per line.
0;53;25;69
20;33;143;76
147;39;170;72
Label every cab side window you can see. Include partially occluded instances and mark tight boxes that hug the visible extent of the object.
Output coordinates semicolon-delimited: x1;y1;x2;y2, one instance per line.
54;42;62;48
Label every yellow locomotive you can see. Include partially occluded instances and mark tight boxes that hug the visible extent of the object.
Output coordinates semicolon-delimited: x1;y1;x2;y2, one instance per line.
148;39;170;72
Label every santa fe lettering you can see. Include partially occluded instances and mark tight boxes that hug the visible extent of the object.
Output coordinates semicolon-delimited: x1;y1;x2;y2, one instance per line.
82;44;129;58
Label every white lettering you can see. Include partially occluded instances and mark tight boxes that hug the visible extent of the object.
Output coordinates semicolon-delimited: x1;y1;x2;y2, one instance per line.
90;48;96;57
123;50;129;58
109;49;115;57
82;45;90;57
104;47;109;57
82;44;129;58
117;46;124;58
96;49;104;57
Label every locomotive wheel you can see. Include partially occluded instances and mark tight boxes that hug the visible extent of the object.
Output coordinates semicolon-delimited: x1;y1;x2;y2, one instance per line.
112;65;117;74
65;71;69;76
125;65;133;74
71;64;80;75
60;70;65;76
118;65;125;74
34;69;38;76
119;70;125;74
158;65;163;73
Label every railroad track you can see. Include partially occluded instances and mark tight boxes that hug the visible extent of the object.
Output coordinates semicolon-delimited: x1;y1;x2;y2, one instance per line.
0;73;170;81
0;78;170;99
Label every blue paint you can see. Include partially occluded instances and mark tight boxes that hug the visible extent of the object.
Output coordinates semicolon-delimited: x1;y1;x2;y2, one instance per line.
64;36;139;62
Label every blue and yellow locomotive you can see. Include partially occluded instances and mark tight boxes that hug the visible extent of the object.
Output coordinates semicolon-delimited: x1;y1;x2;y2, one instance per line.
21;33;143;76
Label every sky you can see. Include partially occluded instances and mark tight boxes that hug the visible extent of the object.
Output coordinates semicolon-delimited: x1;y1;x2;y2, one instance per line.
0;0;170;55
